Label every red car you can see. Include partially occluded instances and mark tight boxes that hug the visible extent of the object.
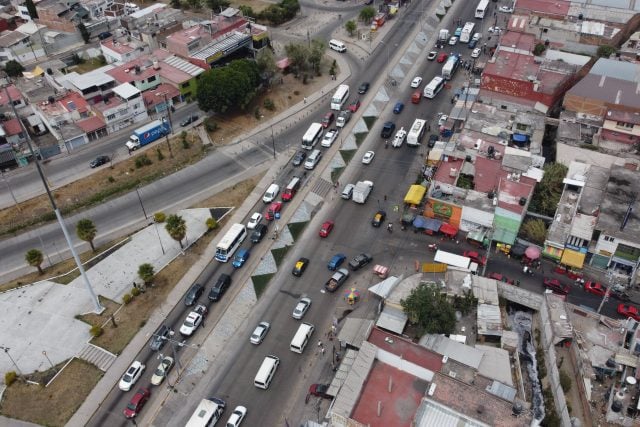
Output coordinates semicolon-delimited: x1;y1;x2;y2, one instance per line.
321;111;334;128
309;383;332;399
584;281;607;297
319;220;334;237
617;304;640;321
543;278;570;295
464;250;486;266
437;52;448;63
123;388;150;418
348;99;361;113
265;201;283;221
488;272;514;285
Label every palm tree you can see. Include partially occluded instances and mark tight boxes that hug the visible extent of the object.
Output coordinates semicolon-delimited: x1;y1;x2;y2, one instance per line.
76;218;98;252
138;263;155;284
25;249;44;274
165;214;187;248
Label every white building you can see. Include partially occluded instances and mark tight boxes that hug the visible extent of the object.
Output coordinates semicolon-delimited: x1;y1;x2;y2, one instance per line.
92;82;147;133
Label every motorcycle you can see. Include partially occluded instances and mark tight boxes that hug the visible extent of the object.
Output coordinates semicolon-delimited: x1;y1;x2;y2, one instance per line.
428;243;438;252
387;223;393;233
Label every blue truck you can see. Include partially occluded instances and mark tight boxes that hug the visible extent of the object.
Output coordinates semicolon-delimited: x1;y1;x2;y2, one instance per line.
125;119;171;151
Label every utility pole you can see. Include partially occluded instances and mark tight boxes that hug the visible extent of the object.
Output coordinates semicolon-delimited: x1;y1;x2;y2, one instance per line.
158;92;174;158
270;125;276;159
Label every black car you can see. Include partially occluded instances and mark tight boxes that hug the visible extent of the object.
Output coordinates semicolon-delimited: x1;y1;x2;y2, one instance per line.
371;210;386;227
292;151;306;167
468;39;478;49
251;223;268;243
89;155;110;168
427;134;438;148
348;253;373;271
208;273;232;302
98;31;112;40
184;283;204;306
180;115;199;127
358;82;370;94
381;122;396;138
149;325;171;351
292;257;310;277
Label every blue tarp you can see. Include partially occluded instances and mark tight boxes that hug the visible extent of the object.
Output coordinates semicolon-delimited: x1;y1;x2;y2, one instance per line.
512;133;529;142
413;216;441;231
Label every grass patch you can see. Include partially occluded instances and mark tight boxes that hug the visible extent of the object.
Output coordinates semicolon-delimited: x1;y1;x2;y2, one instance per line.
271;246;290;267
331;167;345;183
0;358;103;427
362;116;377;130
75;296;120;327
68;57;105;74
53;269;81;285
354;132;368;147
252;273;273;298
288;221;308;241
340;149;357;164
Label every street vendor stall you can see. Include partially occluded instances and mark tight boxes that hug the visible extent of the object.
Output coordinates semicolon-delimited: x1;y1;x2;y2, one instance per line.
439;223;458;239
373;264;389;279
403;184;427;206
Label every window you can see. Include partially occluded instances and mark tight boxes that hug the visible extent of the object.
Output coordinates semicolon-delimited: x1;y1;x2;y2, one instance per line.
107;114;115;120
615;121;633;129
500;105;507;110
604;235;615;242
147;75;156;83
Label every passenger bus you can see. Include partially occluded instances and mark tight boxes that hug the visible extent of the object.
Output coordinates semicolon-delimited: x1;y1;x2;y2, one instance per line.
475;0;489;18
423;76;445;99
330;84;350;110
301;123;323;150
459;22;476;43
407;119;427;146
215;223;247;262
185;398;226;427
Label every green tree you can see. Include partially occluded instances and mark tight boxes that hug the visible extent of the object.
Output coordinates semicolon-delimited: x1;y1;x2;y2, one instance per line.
25;249;44;274
359;6;375;24
520;219;547;245
308;39;326;75
76;218;98;252
24;0;38;19
401;283;456;336
205;0;230;12
77;23;90;44
238;5;255;18
529;162;568;216
197;59;260;113
597;45;616;58
533;43;546;56
559;370;572;393
4;60;24;78
170;0;181;7
186;0;201;9
345;20;357;37
138;263;155;284
256;49;277;77
285;43;309;76
165;214;187;248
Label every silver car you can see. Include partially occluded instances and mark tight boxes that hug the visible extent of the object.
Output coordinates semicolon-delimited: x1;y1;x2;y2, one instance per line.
250;321;270;345
292;297;311;320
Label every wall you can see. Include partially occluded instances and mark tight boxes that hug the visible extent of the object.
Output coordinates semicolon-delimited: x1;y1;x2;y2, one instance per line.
556;142;640;169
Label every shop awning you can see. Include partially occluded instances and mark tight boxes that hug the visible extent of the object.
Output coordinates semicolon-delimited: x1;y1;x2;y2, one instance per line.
510;243;527;257
560;249;586;269
543;245;563;260
404;184;426;205
467;229;486;243
440;223;458;237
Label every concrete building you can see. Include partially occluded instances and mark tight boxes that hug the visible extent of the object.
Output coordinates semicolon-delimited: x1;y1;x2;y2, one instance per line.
121;4;183;52
59;67;117;105
34;0;83;33
100;36;149;64
91;82;146;133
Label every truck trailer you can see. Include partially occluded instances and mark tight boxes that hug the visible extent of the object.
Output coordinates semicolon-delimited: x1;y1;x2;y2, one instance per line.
125;119;171;151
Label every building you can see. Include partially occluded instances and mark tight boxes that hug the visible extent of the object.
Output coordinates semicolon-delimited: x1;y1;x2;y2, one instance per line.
121;3;183;52
59;67;117;105
91;82;147;133
34;0;83;33
100;36;149;64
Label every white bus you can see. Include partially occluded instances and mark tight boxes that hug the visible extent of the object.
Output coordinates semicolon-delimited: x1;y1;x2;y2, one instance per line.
460;22;476;43
330;84;349;110
215;223;247;262
407;119;427;146
185;398;226;427
423;76;445;99
475;0;489;18
301;122;323;150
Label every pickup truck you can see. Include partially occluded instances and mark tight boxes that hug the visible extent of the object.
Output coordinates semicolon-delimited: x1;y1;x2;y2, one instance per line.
324;268;349;292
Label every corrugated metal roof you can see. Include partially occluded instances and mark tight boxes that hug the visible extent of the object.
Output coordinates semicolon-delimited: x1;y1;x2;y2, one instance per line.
414;398;491;427
420;335;483;369
375;306;407;334
163;55;205;77
477;304;503;336
336;318;374;350
590;58;640;82
191;31;251;62
329;342;377;417
367;275;401;299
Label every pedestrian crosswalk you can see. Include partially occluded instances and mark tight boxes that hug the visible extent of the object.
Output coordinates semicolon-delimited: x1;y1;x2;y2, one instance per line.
312;178;333;197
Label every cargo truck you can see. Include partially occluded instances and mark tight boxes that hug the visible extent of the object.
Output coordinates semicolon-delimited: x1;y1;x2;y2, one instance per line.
125;119;171;151
324;268;349;292
442;54;461;80
352;180;373;204
437;29;450;48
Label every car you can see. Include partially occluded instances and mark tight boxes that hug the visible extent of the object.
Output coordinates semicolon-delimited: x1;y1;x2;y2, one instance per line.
371;210;386;227
471;48;481;58
341;183;355;200
584;281;607;296
321;111;334;128
617;304;640;321
247;212;262;230
410;77;423;88
179;304;207;336
454;27;462;37
292;257;310;277
89;155;110;168
381;121;395;138
328;253;346;271
123;388;150;418
184;283;204;306
180;114;199;127
488;272;514;285
472;32;482;42
393;101;404;114
250;321;270;344
349;253;372;271
322;129;338;147
463;250;486;266
119;361;145;391
251;223;268;243
543;278;570;295
150;356;174;386
468;39;478;49
438;114;449;127
448;36;458;45
358;82;370;94
292;150;306;167
226;406;247;427
149;324;170;351
292;297;311;319
436;52;449;63
393;128;407;148
427;51;438;61
265;201;283;221
232;247;250;268
208;274;231;302
488;26;502;34
499;6;513;12
427;134;438;148
319;220;334;237
362;150;375;165
309;383;332;399
348;99;361;113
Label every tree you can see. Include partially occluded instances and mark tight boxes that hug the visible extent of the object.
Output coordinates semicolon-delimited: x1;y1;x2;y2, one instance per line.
205;0;230;12
197;59;260;113
138;263;155;284
597;45;616;58
359;6;375;24
345;20;357;37
165;214;187;248
529;162;568;216
24;0;38;19
77;23;90;44
400;283;456;336
25;249;44;274
76;218;98;252
256;49;277;77
520;219;547;245
285;43;310;76
533;43;546;56
308;39;326;75
186;0;201;9
4;60;24;78
238;5;255;18
170;0;181;7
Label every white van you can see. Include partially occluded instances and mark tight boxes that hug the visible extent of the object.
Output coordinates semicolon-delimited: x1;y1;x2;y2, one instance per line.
185;397;226;427
304;149;322;170
262;183;280;203
254;355;280;389
290;322;314;354
329;39;347;53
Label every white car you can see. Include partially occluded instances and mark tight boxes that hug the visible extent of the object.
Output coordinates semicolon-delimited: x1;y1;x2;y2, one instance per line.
321;129;338;147
250;321;270;345
150;356;174;386
471;48;481;58
472;32;482;42
226;406;247;427
499;6;513;13
448;36;458;45
392;128;407;148
119;361;145;391
410;77;423;88
488;26;502;34
438;115;449;127
292;297;311;319
247;212;262;229
179;304;207;336
362;150;375;164
427;51;438;61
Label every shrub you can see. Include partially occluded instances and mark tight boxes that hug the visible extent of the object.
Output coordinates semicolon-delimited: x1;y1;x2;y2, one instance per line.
107;176;115;183
154;212;166;223
134;154;152;169
263;98;275;111
156;148;165;161
205;118;218;132
5;371;17;386
206;217;219;230
254;107;262;120
293;90;300;96
131;287;141;297
90;325;103;338
122;293;132;304
182;139;190;149
559;370;572;392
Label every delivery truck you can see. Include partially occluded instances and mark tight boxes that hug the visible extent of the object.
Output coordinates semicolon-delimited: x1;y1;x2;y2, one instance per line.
352;180;374;204
125;119;171;151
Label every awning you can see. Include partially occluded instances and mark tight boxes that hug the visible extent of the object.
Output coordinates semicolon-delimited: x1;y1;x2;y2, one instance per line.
560;249;586;269
543;245;563;260
375;306;407;334
510;243;527;257
467;229;486;243
404;184;426;205
525;246;541;260
276;57;290;69
440;223;458;237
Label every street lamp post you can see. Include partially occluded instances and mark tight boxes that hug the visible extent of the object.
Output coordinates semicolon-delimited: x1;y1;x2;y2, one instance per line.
134;187;148;220
156;92;174;159
0;346;22;376
42;350;57;373
270;125;276;159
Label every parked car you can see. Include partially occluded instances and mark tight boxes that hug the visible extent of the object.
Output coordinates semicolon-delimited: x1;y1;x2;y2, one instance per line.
321;111;335;128
150;356;174;386
468;39;478;48
358;82;370;94
427;51;438;61
448;36;458;45
488;26;502;33
250;321;270;345
292;297;311;319
184;283;204;306
328;253;346;271
208;274;232;302
348;99;361;113
427;134;438;148
292;257;310;277
247;212;262;229
438;115;449;127
98;31;112;40
488;272;514;285
617;304;640;321
292;150;306;167
226;406;247;427
584;281;607;296
123;388;150;418
89;155;110;168
371;210;386;227
454;27;462;37
319;220;334;237
265;201;283;221
341;183;355;200
381;121;396;138
393;128;407;147
471;48;481;58
232;247;250;268
149;324;171;351
119;361;145;391
437;52;448;63
251;223;268;243
349;253;372;271
362;150;375;165
180;115;199;127
463;250;486;266
393;101;404;114
179;304;207;336
499;6;513;12
410;77;423;88
542;278;570;295
309;383;332;399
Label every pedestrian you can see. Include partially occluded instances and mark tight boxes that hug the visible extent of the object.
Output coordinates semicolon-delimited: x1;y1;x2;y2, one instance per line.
318;340;323;348
321;347;325;355
304;97;307;104
427;124;431;131
384;194;387;201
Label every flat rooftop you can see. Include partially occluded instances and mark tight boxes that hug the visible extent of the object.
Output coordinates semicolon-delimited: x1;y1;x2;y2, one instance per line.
368;328;444;372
